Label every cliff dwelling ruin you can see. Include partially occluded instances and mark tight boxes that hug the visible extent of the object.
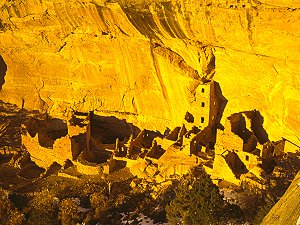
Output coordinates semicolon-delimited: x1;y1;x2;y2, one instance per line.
0;0;299;223
17;80;226;179
16;79;298;191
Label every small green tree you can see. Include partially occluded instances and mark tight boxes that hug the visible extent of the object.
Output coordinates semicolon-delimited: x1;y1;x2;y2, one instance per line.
166;170;243;225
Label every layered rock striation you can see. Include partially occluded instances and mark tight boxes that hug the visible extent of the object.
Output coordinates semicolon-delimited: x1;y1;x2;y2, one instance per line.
0;0;299;150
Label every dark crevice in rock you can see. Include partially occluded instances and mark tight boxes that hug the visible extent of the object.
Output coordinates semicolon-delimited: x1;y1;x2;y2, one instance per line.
0;55;7;90
0;19;5;31
57;42;67;52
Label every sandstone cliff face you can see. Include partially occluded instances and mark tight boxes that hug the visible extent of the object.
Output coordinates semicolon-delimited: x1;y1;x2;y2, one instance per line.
0;0;299;148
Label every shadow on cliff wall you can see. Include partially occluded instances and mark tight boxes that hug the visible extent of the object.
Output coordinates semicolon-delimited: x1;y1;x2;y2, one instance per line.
0;55;7;90
24;117;68;148
213;82;228;129
243;110;269;144
251;111;269;144
0;101;26;150
78;115;142;164
229;113;253;142
122;2;186;40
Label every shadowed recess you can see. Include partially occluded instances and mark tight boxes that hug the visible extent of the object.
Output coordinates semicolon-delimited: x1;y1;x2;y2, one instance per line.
0;55;7;90
91;115;141;145
24;117;68;148
250;110;269;144
224;151;248;179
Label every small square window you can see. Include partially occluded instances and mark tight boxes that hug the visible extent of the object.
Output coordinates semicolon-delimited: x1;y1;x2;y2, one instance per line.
201;102;205;107
201;117;205;123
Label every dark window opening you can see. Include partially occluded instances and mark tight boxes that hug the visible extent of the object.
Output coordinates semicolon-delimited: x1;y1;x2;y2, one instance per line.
185;111;194;123
201;117;205;123
246;155;249;161
201;88;205;93
201;102;205;107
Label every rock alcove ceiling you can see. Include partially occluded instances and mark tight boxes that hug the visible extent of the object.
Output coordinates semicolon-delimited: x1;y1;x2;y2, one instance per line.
0;0;299;149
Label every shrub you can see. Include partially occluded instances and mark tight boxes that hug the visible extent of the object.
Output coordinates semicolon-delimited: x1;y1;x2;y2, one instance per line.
166;170;243;225
26;189;59;225
59;198;81;225
0;194;24;225
113;193;127;207
89;192;109;219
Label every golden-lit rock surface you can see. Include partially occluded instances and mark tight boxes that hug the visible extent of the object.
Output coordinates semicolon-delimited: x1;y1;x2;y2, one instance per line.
0;0;299;150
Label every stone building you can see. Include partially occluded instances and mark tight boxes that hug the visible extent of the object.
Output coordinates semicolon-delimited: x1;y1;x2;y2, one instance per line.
19;81;227;182
211;110;285;189
187;81;226;130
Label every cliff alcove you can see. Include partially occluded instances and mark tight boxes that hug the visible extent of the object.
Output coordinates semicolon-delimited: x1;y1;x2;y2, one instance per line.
0;0;299;224
0;0;298;147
